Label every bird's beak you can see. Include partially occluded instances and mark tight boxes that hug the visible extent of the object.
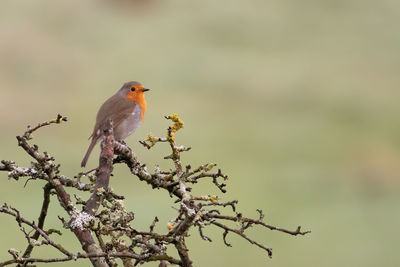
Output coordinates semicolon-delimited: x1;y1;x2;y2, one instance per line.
142;88;150;92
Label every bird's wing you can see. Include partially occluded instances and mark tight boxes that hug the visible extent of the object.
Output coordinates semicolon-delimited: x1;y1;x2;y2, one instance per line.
90;94;136;139
111;102;137;128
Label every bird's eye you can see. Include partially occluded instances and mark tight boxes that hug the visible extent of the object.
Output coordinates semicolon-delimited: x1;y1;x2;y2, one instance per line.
131;87;136;92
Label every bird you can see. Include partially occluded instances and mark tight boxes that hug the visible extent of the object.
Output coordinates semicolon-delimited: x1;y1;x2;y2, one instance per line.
81;81;149;167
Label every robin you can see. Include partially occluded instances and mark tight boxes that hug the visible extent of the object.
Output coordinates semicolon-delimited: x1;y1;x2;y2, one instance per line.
81;81;149;167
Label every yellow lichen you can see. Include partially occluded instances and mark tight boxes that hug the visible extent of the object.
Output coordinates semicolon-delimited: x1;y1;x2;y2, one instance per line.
167;223;175;230
167;114;184;131
204;163;216;172
97;187;105;193
146;134;157;147
210;196;218;204
166;114;184;143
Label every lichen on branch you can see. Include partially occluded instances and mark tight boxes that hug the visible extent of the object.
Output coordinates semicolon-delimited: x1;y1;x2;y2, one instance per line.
0;113;310;267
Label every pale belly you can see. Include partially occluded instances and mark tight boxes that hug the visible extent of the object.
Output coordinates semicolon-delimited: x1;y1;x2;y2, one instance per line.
114;105;142;140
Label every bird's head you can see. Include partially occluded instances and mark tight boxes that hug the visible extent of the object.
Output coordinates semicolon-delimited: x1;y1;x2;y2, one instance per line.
121;81;149;102
119;81;149;118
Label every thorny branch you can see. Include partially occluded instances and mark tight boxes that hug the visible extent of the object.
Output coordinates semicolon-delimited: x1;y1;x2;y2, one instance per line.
0;113;310;267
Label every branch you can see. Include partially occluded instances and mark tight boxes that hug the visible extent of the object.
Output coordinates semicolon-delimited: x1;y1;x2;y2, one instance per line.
23;114;67;139
207;213;311;236
0;204;71;257
1;113;310;267
211;220;273;258
174;238;192;267
84;119;114;216
13;114;108;267
0;251;181;267
20;183;53;263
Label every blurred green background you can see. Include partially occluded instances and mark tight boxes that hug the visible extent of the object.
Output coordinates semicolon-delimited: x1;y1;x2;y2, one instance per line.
1;0;400;266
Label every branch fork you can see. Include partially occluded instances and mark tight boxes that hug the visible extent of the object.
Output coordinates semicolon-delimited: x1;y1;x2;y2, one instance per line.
0;113;310;267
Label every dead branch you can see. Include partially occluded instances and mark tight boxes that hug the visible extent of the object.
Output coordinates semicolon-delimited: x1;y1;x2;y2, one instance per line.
19;182;52;265
0;113;310;267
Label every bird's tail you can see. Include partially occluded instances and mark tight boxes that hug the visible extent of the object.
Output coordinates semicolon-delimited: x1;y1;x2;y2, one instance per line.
81;138;97;167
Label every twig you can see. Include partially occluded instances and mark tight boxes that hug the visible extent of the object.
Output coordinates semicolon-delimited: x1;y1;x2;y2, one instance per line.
23;114;67;139
0;204;71;257
200;200;238;212
212;220;273;258
19;183;53;265
0;251;181;267
207;213;311;236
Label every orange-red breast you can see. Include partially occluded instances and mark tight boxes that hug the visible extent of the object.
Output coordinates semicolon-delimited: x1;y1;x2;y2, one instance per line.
81;81;149;167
